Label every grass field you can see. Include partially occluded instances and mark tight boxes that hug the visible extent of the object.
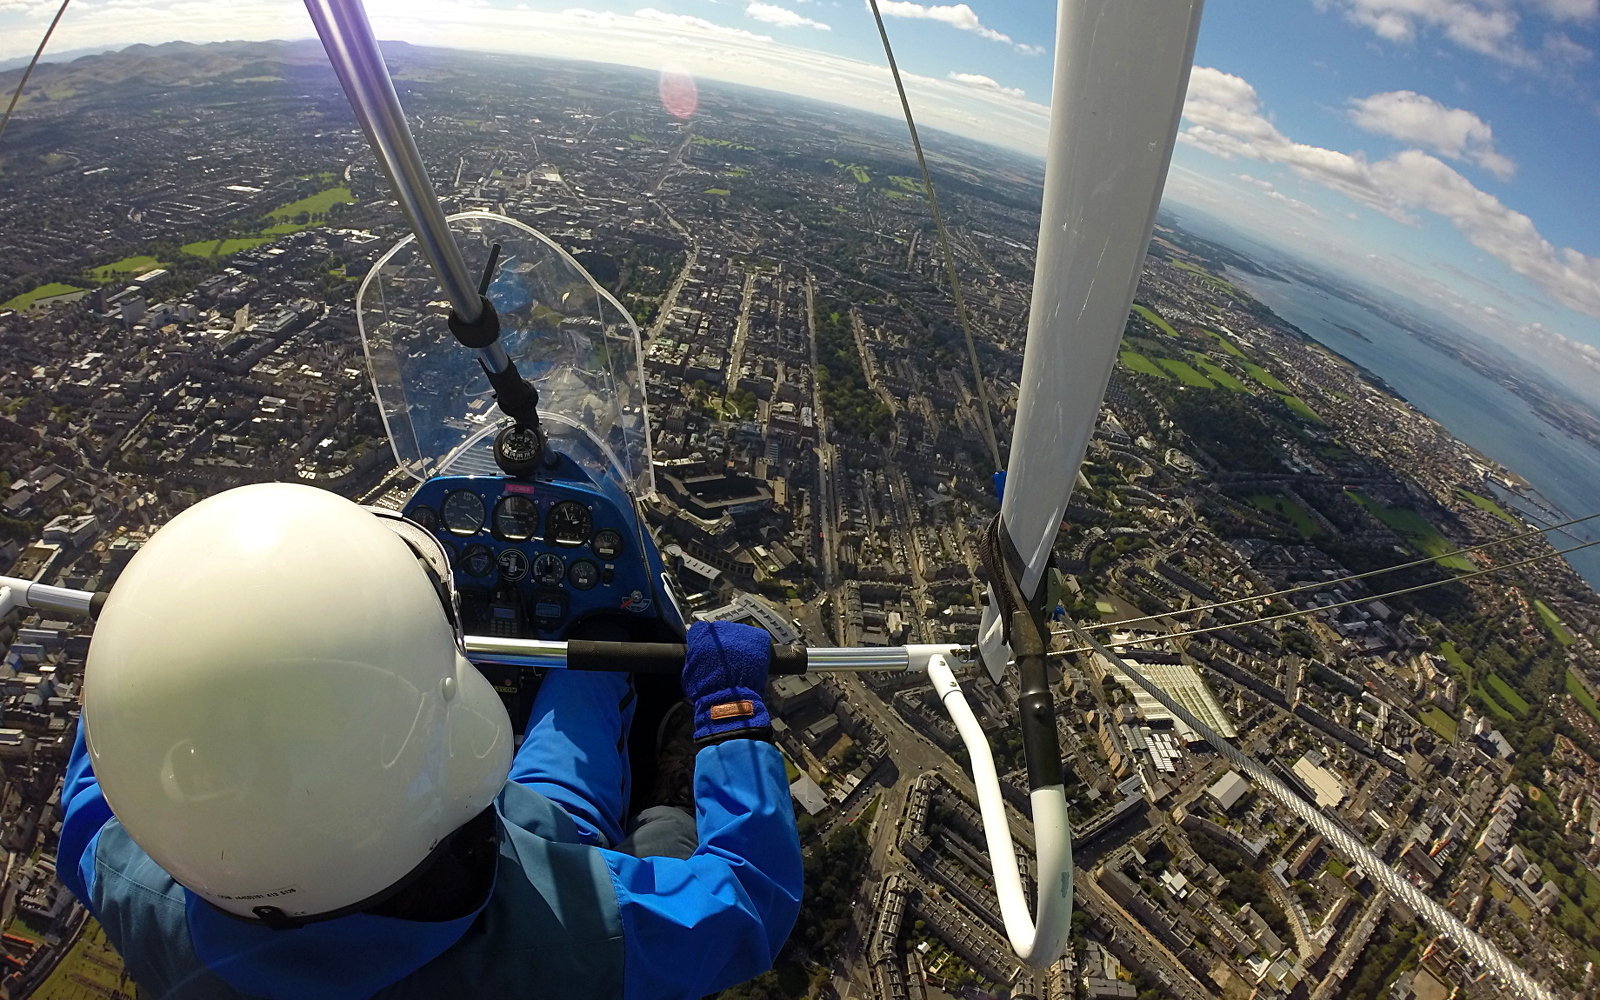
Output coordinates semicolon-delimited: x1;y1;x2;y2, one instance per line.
1157;358;1216;387
704;188;730;196
1567;670;1600;725
27;919;133;1000
1439;642;1473;688
1475;685;1514;720
2;282;85;311
1484;673;1531;714
181;237;272;258
1172;259;1235;291
1119;349;1169;378
1132;303;1178;337
4;916;44;943
1207;331;1247;357
265;185;355;222
1193;356;1249;391
1419;707;1458;741
824;159;870;183
1279;394;1324;423
1534;600;1576;645
86;255;162;282
1456;488;1518;525
1242;361;1288;392
1347;490;1473;571
1247;493;1322;537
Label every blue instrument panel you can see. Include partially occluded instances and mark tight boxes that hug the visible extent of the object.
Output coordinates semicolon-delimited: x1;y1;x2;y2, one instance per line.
402;474;659;640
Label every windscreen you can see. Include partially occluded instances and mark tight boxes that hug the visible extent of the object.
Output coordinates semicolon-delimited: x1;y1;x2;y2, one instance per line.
356;212;653;498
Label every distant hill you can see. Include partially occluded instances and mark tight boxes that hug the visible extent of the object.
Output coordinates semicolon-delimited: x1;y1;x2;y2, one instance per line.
0;38;427;111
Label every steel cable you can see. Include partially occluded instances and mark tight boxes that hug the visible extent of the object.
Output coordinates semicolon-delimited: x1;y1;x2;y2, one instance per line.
1051;536;1600;657
1066;619;1557;1000
1082;509;1600;633
865;0;1003;473
0;0;72;145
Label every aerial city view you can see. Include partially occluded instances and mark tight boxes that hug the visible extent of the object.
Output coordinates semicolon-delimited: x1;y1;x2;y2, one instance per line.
3;2;1600;1000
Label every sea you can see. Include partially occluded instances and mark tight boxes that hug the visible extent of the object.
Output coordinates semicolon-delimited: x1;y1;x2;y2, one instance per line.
1217;261;1600;592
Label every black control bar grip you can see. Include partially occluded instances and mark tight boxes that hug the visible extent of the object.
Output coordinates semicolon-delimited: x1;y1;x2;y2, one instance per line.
563;640;809;675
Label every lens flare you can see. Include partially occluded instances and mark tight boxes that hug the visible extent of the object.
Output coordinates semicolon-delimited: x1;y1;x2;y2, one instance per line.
658;65;698;120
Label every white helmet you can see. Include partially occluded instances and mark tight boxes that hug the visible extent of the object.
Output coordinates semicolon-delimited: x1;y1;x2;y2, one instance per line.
85;483;511;923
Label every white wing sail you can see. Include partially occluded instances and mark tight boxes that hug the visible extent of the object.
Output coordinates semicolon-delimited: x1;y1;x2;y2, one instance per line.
981;0;1205;678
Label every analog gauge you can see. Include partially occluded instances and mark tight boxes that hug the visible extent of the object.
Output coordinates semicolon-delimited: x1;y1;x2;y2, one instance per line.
461;543;495;578
406;504;439;532
441;490;486;536
546;501;593;547
532;553;566;587
497;548;529;582
591;528;624;560
493;494;539;541
567;559;600;591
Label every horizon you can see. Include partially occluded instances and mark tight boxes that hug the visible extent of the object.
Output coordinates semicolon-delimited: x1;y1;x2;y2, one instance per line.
2;1;1599;414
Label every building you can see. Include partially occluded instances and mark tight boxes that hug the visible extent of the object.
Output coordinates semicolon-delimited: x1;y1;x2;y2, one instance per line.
790;772;828;816
1291;752;1351;809
1207;770;1251;811
695;591;802;644
1092;644;1238;740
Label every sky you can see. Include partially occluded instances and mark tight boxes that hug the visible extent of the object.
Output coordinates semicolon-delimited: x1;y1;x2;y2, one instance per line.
2;0;1599;401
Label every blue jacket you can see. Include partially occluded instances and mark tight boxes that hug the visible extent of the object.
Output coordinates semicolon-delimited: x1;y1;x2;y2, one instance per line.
58;723;802;1000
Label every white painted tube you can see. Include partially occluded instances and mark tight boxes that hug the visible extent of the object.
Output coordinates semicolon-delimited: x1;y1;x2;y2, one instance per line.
927;654;1074;967
0;575;97;616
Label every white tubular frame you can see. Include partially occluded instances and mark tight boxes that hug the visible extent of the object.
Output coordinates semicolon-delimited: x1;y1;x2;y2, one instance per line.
927;655;1073;967
0;574;96;616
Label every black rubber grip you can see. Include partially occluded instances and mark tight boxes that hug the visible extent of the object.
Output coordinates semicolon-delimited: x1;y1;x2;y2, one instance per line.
562;640;809;675
566;640;685;674
770;644;809;675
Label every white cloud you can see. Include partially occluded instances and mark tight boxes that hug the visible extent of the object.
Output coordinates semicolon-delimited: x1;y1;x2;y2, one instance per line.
745;2;830;31
873;2;1043;55
1348;90;1515;180
627;8;773;42
1180;66;1600;317
1236;173;1323;216
1322;0;1594;69
947;71;1022;98
1529;0;1599;21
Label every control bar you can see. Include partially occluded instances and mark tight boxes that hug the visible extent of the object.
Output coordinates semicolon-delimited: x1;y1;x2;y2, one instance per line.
0;574;966;675
464;636;966;675
0;575;104;618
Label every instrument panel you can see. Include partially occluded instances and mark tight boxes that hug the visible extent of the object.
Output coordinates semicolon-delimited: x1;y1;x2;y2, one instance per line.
402;475;662;642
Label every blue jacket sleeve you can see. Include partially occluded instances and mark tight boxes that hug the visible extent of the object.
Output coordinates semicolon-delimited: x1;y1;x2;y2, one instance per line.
58;718;114;906
605;739;802;1000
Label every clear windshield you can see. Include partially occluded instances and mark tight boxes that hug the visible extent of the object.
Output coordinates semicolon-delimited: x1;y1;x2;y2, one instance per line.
356;212;653;498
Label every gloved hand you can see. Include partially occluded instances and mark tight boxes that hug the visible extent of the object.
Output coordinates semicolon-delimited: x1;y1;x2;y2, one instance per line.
682;621;773;745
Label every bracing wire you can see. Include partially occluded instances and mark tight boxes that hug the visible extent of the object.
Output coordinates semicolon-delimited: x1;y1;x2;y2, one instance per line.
866;0;1003;474
1069;619;1557;1000
1050;535;1600;657
1084;509;1600;633
0;0;72;145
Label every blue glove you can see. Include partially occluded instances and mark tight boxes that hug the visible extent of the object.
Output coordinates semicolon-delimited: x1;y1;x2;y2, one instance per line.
683;621;773;745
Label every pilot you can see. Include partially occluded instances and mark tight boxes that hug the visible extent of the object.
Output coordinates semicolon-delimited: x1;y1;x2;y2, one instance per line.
57;483;801;999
